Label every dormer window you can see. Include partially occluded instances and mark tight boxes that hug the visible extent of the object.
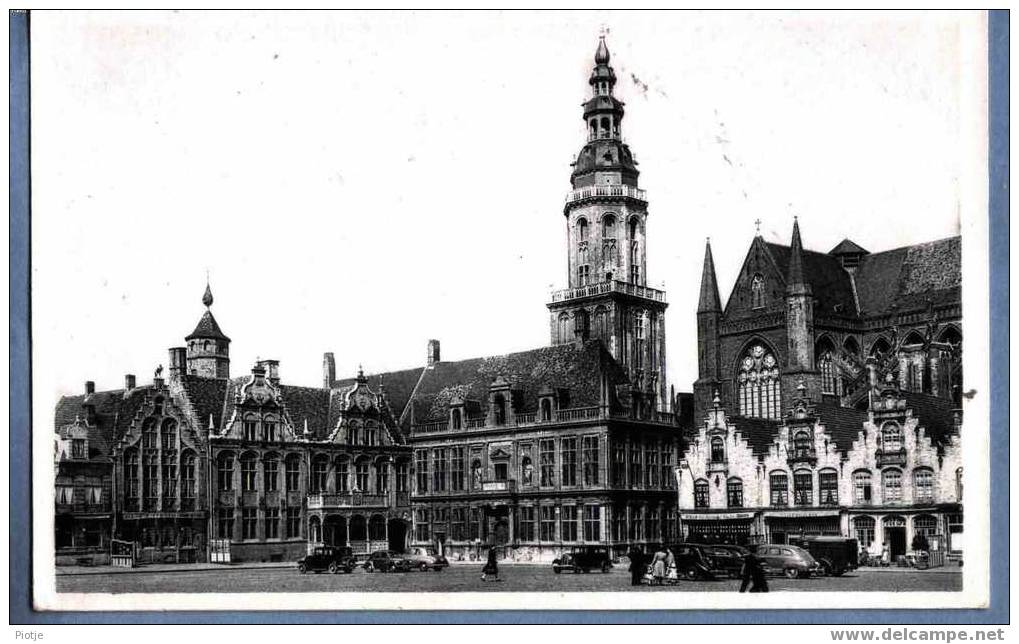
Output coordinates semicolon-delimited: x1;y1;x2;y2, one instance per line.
71;439;86;459
493;394;507;426
364;422;377;446
264;419;277;442
243;417;258;442
540;398;552;422
451;408;463;430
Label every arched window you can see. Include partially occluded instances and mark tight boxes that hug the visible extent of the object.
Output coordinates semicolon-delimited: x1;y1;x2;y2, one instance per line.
451;408;462;430
124;449;140;501
285;454;301;492
574;309;589;340
558;313;571;344
310;455;328;493
694;479;710;508
240;452;258;492
592;306;608;340
844;336;861;357
793;430;813;459
770;471;789;506
161;418;177;450
308;516;321;544
540;398;552;422
161;450;177;500
816;337;842;396
263;416;277;442
263;453;279;492
726;478;743;508
217;452;234;492
142;418;158;449
335;456;349;493
853;516;875;548
181;450;196;505
369;514;387;541
737;344;781;419
914;468;935;504
882;468;903;503
818;469;838;505
853;470;873;504
577;217;589;241
347;421;360;446
751;274;765;309
355;459;371;492
629;241;640;283
243;414;258;442
375;460;389;493
493;394;507;426
602;214;616;238
710;437;725;463
880;422;904;452
364;422;377;446
599;116;609;138
793;470;813;506
914;514;938;538
870;337;891;357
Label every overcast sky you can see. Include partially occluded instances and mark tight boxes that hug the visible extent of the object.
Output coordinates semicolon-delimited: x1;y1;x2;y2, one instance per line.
32;10;979;403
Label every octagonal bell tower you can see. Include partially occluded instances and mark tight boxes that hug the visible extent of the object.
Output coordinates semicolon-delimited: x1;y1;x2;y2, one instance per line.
547;37;668;408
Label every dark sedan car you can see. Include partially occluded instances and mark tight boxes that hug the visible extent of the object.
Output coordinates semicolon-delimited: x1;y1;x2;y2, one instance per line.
363;550;412;573
297;546;358;574
552;546;613;574
667;543;742;580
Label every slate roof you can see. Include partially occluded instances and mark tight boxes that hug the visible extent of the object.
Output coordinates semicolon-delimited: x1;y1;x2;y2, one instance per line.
727;415;782;457
765;243;859;316
54;387;150;458
180;375;229;431
220;376;334;439
852;237;961;316
829;238;869;255
333;367;425;426
404;340;628;425
186;310;230;341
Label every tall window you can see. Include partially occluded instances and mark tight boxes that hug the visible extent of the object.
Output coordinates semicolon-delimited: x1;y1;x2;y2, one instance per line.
142;419;158;449
348;422;360;445
451;448;465;491
415;509;430;542
217;453;234;491
540;506;556;541
750;274;765;308
914;468;935;504
263;455;279;492
630;506;644;541
645;508;659;542
737;344;781;419
630;241;640;283
710;437;725;463
881;422;904;452
285;455;301;492
645;444;658;487
451;408;462;430
853;470;873;504
629;443;642;488
793;430;813;459
493;395;507;426
161;419;177;450
519;506;535;541
794;471;813;506
578;264;591;286
71;439;86;459
539;439;555;487
243;417;258;442
577;217;588;241
612;445;626;486
450;508;466;541
355;460;370;492
396;461;410;493
602;214;616;239
853;516;875;549
727;478;743;508
432;449;447;492
265;508;280;539
125;450;140;501
310;457;328;494
955;468;963;502
364;422;377;446
181;452;196;504
694;480;710;508
286;507;301;538
558;314;571;344
336;457;349;492
819;470;838;505
818;350;842;395
415;450;429;493
770;472;789;506
241;454;257;492
161;451;177;500
583;506;601;542
560;505;578;541
264;418;277;442
143;453;158;509
242;508;257;540
661;441;675;490
217;509;234;539
375;460;389;493
882;469;903;503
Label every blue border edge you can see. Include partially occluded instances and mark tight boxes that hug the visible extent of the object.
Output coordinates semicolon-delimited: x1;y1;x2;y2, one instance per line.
8;10;1009;624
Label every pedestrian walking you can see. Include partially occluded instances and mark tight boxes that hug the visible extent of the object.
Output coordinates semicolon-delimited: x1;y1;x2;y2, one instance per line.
651;548;667;586
738;551;769;593
628;548;645;586
481;547;499;582
664;548;677;584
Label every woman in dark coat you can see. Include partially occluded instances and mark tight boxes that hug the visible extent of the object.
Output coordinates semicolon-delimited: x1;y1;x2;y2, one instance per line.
481;547;499;581
628;549;646;586
738;552;769;593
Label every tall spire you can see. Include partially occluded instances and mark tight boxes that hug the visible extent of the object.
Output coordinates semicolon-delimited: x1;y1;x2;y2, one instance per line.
787;217;809;292
697;238;722;313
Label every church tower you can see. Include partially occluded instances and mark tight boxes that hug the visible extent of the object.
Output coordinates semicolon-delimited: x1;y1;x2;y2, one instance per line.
547;37;668;408
185;281;231;379
694;239;722;421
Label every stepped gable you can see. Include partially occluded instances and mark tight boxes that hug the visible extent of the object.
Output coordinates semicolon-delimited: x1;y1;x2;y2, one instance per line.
332;366;425;423
54;386;150;458
899;391;960;447
406;341;627;425
853;236;961;316
765;243;858;316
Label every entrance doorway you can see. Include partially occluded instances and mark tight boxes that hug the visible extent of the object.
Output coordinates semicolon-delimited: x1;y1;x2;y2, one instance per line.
484;506;511;545
323;515;347;547
884;516;907;560
387;518;408;553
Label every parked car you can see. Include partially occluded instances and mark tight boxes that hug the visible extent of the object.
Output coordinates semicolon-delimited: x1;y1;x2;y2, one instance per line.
403;546;449;572
666;543;740;580
363;550;412;573
552;546;613;574
789;536;859;576
297;546;357;574
750;543;823;578
702;545;747;578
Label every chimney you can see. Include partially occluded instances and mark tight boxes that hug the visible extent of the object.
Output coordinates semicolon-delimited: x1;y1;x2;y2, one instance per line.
323;352;336;389
84;381;95;395
125;374;136;391
427;339;441;367
168;347;187;380
258;359;280;386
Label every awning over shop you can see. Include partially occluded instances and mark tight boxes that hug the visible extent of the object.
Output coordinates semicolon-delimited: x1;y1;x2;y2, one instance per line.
680;512;756;521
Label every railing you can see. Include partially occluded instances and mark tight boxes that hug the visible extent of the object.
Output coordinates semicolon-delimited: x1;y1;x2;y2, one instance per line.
550;279;666;304
875;448;908;468
411;405;676;435
787;449;818;466
307;493;389;509
565;184;646;205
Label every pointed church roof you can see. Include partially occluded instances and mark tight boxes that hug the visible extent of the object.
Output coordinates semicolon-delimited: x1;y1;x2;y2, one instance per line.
697;239;722;313
786;218;810;293
829;238;869;256
186;310;230;342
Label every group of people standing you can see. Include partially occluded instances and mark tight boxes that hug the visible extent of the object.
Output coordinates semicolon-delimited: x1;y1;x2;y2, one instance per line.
626;547;770;593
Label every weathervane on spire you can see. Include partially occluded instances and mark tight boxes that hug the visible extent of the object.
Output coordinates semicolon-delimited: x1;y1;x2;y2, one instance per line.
202;270;214;308
754;218;762;234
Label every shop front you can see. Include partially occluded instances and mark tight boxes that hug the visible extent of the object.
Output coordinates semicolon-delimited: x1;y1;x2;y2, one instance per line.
680;511;758;546
764;510;842;544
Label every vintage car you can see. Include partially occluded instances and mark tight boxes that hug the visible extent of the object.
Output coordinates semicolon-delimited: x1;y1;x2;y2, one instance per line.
552;546;613;574
403;546;449;572
362;550;412;573
297;546;358;574
667;543;742;580
789;536;859;576
750;543;824;578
